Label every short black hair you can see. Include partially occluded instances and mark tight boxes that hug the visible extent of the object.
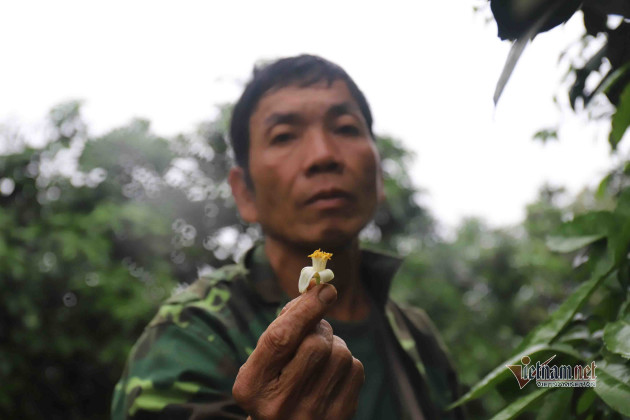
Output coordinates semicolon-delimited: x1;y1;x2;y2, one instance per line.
229;54;374;176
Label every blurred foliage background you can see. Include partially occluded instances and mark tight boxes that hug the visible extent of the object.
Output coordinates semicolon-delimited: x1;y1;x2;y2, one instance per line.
0;101;445;419
0;101;618;420
2;2;630;419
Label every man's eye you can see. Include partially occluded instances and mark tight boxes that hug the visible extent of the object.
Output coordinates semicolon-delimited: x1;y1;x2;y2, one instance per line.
271;133;295;144
336;125;360;136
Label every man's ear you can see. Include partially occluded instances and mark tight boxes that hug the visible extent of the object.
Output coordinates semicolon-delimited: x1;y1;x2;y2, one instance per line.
228;166;258;223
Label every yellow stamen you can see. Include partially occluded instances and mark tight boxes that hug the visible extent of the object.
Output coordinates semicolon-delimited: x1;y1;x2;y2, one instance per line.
307;249;333;261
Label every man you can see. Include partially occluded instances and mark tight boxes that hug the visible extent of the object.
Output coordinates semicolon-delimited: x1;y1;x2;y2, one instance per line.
112;55;464;419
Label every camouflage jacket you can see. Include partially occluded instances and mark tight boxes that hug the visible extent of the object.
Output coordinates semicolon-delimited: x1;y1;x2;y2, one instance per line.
112;244;465;419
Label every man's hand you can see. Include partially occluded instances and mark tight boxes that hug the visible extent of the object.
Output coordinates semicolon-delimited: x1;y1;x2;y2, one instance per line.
232;284;365;420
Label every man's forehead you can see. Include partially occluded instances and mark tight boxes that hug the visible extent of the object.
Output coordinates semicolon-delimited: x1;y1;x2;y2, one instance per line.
252;80;362;121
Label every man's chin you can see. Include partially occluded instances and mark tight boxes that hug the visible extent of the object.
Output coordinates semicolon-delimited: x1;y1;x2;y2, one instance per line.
263;219;367;250
300;225;362;249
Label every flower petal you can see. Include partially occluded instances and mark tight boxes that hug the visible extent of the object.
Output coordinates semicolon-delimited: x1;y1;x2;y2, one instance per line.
312;257;326;272
298;266;317;294
317;269;334;285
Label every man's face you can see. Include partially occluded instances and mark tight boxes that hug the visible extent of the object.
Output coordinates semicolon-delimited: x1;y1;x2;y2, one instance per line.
233;79;383;249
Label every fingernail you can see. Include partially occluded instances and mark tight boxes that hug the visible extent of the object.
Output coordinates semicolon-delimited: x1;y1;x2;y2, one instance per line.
318;284;337;305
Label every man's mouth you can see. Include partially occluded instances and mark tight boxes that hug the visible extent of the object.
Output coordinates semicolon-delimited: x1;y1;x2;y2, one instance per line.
305;189;353;207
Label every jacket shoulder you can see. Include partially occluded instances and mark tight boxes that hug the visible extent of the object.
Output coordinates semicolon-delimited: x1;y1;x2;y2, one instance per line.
111;264;254;419
148;263;249;329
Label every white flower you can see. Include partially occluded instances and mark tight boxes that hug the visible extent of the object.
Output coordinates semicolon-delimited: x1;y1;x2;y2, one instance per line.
298;249;335;294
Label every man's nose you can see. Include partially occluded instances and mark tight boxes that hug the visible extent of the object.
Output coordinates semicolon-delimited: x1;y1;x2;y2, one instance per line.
303;129;343;176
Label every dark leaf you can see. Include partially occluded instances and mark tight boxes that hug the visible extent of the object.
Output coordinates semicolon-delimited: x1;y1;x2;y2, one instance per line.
494;36;531;105
582;4;608;36
582;0;630;20
490;0;583;41
609;83;630;150
493;0;582;104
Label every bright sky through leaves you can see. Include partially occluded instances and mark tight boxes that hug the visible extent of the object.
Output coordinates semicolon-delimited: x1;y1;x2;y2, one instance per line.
1;0;628;229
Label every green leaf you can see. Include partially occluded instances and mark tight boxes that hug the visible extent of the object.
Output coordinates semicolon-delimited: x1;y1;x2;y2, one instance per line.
596;173;612;200
593;361;630;416
611;225;630;266
489;388;550;420
609;83;630;150
517;255;614;351
617;187;630;211
546;234;605;253
536;388;572;420
533;128;558;144
603;320;630;359
550;211;615;239
449;254;617;409
449;343;583;408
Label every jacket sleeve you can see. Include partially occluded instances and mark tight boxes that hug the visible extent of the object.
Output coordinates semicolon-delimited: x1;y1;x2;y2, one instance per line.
398;304;467;420
111;301;248;420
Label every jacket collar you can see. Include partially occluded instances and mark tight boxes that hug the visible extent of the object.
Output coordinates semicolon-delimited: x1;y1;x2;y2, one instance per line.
241;242;403;308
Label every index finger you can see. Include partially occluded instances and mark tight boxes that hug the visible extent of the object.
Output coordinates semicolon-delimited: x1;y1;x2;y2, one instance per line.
247;284;337;377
